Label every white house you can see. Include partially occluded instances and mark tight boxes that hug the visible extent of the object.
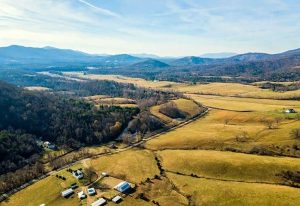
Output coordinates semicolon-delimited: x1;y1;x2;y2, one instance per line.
72;170;84;179
78;191;86;199
90;198;106;206
114;181;131;193
61;188;74;198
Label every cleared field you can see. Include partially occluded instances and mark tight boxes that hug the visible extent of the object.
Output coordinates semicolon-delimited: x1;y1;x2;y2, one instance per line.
159;150;300;184
85;96;137;108
64;72;179;89
150;98;202;125
89;149;160;183
190;94;300;112
24;86;51;91
2;164;83;206
146;110;266;150
175;82;300;99
168;173;300;206
146;109;300;156
137;177;188;206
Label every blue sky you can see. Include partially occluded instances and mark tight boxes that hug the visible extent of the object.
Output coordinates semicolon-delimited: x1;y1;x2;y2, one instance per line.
0;0;300;56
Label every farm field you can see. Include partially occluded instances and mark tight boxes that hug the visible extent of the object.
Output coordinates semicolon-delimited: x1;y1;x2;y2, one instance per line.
189;94;300;112
167;173;300;206
158;150;300;184
64;72;179;89
88;149;160;184
84;95;137;108
150;98;202;125
175;82;300;100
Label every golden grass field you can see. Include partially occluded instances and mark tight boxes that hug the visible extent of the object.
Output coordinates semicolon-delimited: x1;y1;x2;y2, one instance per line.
189;94;300;112
167;173;300;206
175;82;300;100
64;72;179;89
158;150;300;184
84;95;137;108
150;98;202;125
88;149;160;184
24;86;51;91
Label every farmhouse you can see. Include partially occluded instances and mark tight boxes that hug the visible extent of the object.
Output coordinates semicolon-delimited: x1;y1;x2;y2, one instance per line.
72;170;84;179
90;198;106;206
285;108;297;113
114;181;131;193
61;188;74;198
43;141;56;150
112;195;122;203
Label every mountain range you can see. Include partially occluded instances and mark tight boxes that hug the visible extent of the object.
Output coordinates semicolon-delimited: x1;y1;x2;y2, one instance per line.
0;45;300;81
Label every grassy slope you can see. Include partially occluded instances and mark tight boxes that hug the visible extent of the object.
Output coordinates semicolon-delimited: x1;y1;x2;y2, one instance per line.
89;149;160;184
168;173;300;206
175;82;300;99
2;164;83;206
159;150;300;184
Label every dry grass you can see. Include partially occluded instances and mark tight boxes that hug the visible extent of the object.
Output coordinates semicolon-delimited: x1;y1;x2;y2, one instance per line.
175;82;300;100
190;94;300;112
64;72;179;89
167;173;300;206
2;164;84;206
159;150;300;184
24;86;51;91
89;149;160;184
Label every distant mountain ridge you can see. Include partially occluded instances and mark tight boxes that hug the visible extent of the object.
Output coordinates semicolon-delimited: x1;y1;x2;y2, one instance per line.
1;45;300;81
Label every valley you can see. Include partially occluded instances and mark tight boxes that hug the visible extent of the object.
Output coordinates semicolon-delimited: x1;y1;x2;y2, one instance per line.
1;74;300;206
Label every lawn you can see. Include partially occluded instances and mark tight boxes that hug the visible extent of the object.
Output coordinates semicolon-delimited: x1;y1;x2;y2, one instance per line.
158;150;300;184
167;173;300;206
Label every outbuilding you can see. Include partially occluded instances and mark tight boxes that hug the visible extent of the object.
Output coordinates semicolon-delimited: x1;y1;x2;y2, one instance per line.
285;108;297;113
61;188;74;198
90;198;106;206
87;188;96;196
78;191;86;199
114;181;131;193
112;195;122;203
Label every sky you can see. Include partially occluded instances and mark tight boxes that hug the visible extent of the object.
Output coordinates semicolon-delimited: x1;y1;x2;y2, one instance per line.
0;0;300;56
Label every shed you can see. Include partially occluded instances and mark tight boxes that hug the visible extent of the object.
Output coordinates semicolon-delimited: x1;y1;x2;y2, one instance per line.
114;181;131;193
78;191;86;199
61;188;74;198
87;188;96;196
285;108;297;113
90;198;106;206
112;195;122;203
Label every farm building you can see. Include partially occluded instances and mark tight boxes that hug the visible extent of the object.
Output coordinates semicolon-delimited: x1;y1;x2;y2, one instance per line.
77;191;86;199
114;181;131;193
101;172;108;177
87;188;96;196
112;195;122;203
285;108;297;113
43;141;56;150
61;188;74;198
72;170;84;179
90;198;106;206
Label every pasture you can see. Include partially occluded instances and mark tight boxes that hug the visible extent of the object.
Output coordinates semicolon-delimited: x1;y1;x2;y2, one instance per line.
167;173;300;206
158;150;300;184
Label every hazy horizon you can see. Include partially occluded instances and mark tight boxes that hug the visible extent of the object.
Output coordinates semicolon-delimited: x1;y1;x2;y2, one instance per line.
0;0;300;56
